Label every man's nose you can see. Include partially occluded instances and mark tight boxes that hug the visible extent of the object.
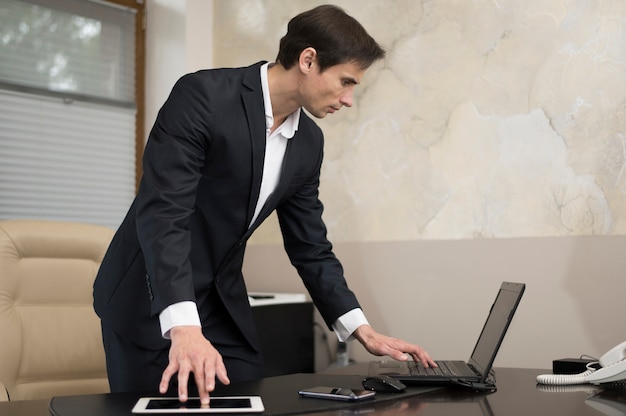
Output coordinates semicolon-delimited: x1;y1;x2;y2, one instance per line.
339;91;353;108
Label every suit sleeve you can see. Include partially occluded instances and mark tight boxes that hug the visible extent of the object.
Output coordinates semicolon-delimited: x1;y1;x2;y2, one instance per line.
275;135;361;330
135;73;212;316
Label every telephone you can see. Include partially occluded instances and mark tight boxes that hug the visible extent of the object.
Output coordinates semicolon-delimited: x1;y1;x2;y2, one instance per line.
537;341;626;385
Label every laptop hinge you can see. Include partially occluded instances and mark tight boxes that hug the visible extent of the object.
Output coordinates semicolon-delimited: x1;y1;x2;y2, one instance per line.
450;378;497;392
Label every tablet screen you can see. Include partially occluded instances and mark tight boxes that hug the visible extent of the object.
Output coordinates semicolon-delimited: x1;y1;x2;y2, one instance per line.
146;398;251;410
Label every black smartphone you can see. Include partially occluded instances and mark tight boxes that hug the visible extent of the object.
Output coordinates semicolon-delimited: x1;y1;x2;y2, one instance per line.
298;386;376;402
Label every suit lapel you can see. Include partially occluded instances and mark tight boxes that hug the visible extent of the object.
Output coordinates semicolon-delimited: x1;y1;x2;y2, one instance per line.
241;64;267;228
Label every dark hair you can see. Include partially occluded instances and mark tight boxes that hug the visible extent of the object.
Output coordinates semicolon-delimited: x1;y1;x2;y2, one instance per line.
276;5;385;71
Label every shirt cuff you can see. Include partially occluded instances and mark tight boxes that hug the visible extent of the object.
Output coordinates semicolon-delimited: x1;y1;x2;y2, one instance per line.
158;301;201;339
332;308;369;342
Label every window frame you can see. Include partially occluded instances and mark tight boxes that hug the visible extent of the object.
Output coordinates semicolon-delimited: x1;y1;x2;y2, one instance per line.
0;0;146;226
106;0;145;192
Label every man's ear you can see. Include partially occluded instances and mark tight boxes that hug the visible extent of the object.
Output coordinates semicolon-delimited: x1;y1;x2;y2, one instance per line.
298;47;317;73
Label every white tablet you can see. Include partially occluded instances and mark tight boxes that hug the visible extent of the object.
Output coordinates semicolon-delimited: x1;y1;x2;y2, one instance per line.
132;396;265;414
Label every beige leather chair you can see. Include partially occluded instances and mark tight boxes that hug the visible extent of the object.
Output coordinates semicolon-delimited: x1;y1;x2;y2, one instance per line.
0;220;114;401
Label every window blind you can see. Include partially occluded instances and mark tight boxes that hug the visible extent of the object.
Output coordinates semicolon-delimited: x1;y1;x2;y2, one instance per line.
0;0;137;229
0;90;135;228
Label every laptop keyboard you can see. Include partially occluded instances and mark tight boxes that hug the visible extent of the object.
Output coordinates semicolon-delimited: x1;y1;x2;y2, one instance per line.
408;361;462;376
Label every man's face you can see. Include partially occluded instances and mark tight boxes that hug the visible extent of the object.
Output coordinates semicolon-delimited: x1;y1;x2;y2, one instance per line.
300;60;366;118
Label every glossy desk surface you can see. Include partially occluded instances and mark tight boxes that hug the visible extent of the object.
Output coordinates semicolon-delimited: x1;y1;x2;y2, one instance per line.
1;366;624;416
320;364;625;416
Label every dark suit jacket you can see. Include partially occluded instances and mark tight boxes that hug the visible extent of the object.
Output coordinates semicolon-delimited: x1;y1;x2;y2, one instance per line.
93;62;360;354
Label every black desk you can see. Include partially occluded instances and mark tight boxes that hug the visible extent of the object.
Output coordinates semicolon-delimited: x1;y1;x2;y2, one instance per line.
1;367;624;416
321;364;626;416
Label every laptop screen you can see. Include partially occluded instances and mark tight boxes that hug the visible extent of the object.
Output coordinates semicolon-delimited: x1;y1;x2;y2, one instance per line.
468;282;525;379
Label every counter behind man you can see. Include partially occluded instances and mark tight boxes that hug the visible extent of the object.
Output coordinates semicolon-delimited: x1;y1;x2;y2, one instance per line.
93;4;436;405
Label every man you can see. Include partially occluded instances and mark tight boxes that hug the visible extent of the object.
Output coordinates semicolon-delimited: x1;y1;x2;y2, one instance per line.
93;4;435;405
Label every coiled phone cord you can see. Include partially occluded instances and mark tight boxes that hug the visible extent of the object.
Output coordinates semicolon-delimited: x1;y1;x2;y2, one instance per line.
536;362;598;385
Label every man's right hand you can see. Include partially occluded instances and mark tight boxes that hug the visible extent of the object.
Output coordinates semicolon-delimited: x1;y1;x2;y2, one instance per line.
159;326;230;404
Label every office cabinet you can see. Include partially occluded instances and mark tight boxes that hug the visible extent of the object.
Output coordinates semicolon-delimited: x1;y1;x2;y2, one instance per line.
250;293;314;377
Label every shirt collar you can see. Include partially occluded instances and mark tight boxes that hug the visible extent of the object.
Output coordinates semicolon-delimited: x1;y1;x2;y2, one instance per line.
260;62;300;139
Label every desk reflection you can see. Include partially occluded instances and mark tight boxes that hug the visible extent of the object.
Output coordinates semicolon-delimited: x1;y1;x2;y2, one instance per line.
314;394;494;416
585;385;626;415
336;399;428;415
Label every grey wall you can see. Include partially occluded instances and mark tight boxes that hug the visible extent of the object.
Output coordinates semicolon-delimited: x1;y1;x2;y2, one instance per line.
243;236;626;370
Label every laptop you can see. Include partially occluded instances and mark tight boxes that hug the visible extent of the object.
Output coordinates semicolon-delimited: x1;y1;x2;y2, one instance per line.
368;281;525;390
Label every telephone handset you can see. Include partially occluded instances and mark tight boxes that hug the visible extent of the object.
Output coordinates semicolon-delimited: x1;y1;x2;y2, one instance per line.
537;341;626;385
586;342;626;384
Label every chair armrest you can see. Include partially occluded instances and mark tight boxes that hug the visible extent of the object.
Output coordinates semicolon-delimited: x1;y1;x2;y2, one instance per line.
0;381;8;401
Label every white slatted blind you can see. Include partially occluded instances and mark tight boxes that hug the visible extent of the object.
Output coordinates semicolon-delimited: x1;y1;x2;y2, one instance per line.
0;91;135;227
0;0;137;229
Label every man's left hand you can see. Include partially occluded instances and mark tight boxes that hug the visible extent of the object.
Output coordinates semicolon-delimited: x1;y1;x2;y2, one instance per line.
353;324;437;368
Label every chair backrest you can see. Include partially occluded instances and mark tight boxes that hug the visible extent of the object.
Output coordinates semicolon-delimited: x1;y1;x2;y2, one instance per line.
0;220;114;401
